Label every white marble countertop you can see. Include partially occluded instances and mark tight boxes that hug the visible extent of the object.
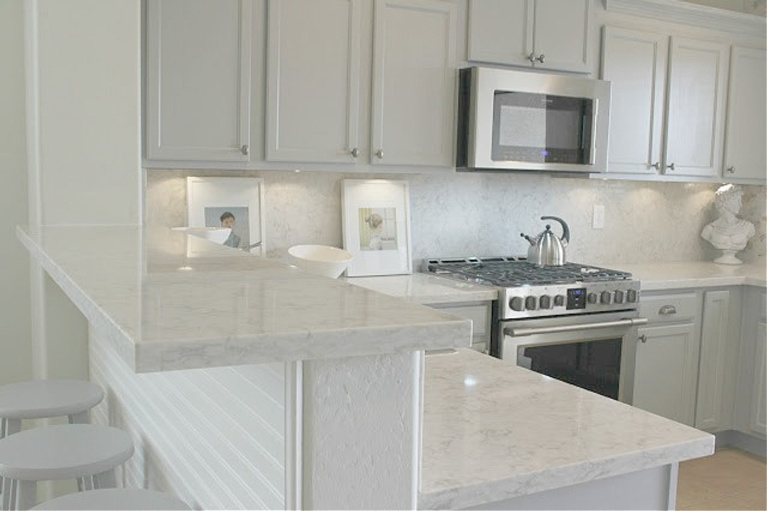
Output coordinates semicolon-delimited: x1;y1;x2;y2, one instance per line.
344;273;498;304
17;226;471;372
419;349;714;509
615;261;766;291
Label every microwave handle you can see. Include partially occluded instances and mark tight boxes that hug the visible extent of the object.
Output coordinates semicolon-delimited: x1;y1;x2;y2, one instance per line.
588;98;598;165
505;317;648;337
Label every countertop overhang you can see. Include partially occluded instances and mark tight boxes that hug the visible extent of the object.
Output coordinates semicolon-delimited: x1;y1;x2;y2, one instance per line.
17;226;472;372
419;349;715;509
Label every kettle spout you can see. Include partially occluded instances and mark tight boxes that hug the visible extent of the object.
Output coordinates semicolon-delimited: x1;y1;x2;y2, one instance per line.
520;233;536;246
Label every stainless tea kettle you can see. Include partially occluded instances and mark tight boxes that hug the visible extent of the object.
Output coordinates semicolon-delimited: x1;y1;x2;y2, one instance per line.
521;216;570;266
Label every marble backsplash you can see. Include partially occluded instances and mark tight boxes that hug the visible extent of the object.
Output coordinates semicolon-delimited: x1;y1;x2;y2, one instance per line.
145;169;766;267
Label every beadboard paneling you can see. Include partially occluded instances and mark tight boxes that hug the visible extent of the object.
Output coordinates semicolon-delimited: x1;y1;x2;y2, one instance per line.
89;325;285;509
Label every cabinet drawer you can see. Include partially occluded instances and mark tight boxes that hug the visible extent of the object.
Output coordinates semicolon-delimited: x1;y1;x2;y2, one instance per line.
640;293;701;324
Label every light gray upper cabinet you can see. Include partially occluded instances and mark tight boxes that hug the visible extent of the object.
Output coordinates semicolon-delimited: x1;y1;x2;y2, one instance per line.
602;27;729;179
371;0;457;167
601;27;667;176
266;0;362;163
664;37;729;178
467;0;591;73
145;0;253;162
266;0;457;168
723;46;766;182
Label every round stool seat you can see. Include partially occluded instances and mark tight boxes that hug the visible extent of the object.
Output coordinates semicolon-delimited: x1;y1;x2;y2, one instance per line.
30;489;190;510
0;380;104;420
0;424;133;481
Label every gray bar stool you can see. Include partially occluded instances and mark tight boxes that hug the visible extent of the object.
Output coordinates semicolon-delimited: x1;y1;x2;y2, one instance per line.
0;380;105;509
30;488;190;510
0;380;104;438
0;424;134;510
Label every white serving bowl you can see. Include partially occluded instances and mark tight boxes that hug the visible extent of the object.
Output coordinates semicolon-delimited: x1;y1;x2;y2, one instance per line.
288;245;354;278
172;227;232;245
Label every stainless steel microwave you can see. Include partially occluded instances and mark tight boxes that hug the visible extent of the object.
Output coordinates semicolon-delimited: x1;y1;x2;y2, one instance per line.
456;67;611;173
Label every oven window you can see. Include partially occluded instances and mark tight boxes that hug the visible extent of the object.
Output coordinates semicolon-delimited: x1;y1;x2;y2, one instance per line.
518;339;621;400
491;91;594;164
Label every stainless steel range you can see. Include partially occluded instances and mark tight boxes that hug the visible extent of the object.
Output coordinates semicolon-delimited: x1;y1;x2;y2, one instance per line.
424;257;648;403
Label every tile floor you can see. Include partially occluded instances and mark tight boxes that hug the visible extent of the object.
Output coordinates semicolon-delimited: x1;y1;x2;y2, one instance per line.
677;447;767;510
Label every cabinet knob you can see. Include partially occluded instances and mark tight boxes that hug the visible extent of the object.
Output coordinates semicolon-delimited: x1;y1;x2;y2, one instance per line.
350;147;359;158
536;53;545;64
650;162;661;170
527;52;536;64
376;149;384;159
638;334;647;343
241;144;249;156
666;162;675;171
726;166;735;174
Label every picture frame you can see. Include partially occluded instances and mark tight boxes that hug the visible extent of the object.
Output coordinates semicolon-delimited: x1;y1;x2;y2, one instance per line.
342;179;412;277
186;177;265;256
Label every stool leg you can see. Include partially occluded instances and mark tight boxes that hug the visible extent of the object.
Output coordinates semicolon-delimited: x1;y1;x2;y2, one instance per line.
15;480;35;511
2;479;14;511
1;419;21;509
93;469;116;489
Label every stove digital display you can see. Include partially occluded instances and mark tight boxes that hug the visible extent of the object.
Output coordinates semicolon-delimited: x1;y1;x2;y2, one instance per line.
566;288;587;309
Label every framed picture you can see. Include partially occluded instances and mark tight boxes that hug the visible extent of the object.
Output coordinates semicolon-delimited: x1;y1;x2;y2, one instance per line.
342;179;412;277
186;177;265;256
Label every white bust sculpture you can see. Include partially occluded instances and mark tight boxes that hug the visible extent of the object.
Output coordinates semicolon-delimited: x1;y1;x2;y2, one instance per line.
701;184;755;265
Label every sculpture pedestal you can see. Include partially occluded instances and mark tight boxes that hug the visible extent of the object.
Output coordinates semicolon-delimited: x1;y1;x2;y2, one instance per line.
713;249;743;265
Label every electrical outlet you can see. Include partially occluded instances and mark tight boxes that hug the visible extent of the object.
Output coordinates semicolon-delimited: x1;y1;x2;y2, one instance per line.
593;204;605;229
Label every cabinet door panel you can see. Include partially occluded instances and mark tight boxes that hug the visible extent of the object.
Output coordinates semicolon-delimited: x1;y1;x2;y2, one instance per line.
371;0;456;167
145;0;252;162
266;0;361;163
533;0;591;73
602;27;667;175
665;37;728;177
467;0;533;67
750;322;767;435
724;47;766;182
695;290;730;431
634;323;699;426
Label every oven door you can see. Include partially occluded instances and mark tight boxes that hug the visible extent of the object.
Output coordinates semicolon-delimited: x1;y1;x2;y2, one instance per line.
501;311;647;404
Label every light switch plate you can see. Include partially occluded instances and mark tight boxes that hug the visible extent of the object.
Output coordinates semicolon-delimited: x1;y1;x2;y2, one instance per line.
593;204;605;229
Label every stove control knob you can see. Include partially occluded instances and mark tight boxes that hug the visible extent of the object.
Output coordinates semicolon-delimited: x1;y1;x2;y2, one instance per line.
614;290;625;304
525;296;538;311
587;293;598;304
539;295;552;310
600;291;613;304
510;296;524;311
627;289;638;303
554;295;565;307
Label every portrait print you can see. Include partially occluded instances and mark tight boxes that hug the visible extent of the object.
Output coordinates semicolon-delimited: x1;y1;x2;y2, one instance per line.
358;207;398;251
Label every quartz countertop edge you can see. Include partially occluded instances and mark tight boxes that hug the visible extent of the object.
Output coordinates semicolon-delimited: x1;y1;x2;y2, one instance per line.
616;261;766;291
17;226;472;372
418;349;715;510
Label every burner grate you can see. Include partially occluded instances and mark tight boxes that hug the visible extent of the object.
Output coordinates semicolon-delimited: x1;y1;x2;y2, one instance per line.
424;257;632;287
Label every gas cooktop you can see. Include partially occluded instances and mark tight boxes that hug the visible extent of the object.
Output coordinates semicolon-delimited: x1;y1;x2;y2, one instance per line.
424;256;640;319
423;256;633;287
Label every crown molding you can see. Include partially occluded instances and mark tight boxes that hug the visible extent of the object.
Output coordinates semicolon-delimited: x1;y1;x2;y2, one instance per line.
603;0;766;37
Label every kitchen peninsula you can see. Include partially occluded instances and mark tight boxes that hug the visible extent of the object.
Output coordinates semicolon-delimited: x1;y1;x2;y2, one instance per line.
18;225;715;510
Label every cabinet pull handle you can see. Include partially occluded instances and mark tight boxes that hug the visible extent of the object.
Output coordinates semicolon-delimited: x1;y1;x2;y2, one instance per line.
726;166;735;174
350;147;359;158
241;145;249;156
536;53;545;64
650;162;661;170
376;149;384;159
658;305;677;315
666;162;675;171
638;334;647;343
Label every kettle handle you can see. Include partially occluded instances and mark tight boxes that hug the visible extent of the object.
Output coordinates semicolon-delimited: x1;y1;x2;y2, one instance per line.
541;216;570;244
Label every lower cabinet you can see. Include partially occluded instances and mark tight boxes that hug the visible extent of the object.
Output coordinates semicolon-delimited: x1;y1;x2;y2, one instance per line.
634;322;700;426
735;287;767;438
430;301;491;354
750;322;767;435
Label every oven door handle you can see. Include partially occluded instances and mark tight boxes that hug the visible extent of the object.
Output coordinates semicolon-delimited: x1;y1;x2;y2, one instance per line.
505;317;648;337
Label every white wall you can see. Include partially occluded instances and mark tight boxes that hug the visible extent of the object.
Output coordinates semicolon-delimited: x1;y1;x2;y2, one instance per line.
0;0;32;385
145;169;767;267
